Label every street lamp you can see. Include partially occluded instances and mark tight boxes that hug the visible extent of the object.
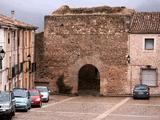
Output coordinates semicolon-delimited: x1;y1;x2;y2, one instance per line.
126;55;130;64
0;49;5;69
0;49;5;60
27;54;31;60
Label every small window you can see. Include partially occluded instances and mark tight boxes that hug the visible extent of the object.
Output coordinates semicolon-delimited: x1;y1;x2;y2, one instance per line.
13;31;16;50
145;38;154;50
17;31;20;47
0;60;2;69
8;32;10;44
0;46;2;69
141;69;157;86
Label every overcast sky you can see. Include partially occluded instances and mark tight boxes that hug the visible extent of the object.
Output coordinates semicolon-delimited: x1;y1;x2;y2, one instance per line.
0;0;160;32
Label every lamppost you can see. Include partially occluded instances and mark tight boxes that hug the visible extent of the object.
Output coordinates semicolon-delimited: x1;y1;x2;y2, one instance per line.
126;55;130;64
0;49;5;90
0;49;5;69
0;49;5;60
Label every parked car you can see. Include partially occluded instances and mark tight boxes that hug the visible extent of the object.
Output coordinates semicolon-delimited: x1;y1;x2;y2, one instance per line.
36;86;50;102
133;84;150;99
29;89;43;107
13;88;31;112
0;91;16;119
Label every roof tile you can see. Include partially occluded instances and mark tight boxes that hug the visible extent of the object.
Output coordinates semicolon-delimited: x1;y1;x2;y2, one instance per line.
130;12;160;34
0;13;37;30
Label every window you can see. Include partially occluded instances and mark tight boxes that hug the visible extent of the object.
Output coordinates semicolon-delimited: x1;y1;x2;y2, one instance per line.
8;32;10;44
19;62;23;73
145;38;154;50
0;60;2;69
0;46;2;69
8;57;12;79
25;31;27;47
12;31;16;50
17;31;20;47
141;69;157;86
31;63;36;72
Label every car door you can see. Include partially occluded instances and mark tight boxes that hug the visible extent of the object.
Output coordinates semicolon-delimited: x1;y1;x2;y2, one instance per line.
27;91;31;108
11;92;16;111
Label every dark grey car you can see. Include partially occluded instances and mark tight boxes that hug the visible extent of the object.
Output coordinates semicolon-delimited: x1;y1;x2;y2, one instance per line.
133;84;150;99
0;91;16;119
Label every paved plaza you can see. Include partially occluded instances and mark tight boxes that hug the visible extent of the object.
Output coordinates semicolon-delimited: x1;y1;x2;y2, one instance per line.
12;95;160;120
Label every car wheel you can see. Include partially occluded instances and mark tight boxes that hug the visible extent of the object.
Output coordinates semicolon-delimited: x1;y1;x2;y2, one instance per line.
12;111;15;116
8;115;12;120
47;97;49;102
147;96;150;100
24;108;28;112
39;102;42;108
133;96;136;99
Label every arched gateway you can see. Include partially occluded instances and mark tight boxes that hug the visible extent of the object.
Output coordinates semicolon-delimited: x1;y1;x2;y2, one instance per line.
67;55;106;95
78;64;100;95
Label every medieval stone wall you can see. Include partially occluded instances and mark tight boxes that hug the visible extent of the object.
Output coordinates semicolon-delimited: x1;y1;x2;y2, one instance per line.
36;13;133;95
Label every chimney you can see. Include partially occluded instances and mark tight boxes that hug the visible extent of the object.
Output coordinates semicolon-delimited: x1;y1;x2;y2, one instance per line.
11;10;15;19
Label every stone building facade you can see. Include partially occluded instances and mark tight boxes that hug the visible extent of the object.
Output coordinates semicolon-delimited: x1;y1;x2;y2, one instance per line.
36;5;135;96
129;12;160;95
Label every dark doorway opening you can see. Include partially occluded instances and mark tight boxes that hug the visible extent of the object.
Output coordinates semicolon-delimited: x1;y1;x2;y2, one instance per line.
78;64;100;96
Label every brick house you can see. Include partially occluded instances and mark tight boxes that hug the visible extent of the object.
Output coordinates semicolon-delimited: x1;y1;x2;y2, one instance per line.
129;12;160;95
36;5;135;96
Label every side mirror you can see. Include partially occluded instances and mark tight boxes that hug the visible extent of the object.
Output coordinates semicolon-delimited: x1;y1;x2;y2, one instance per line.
48;90;51;93
12;99;16;102
28;95;31;99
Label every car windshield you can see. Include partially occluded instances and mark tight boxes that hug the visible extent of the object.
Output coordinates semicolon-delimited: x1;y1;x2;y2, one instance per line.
36;87;48;92
135;86;147;90
13;90;27;98
30;91;39;96
0;93;10;102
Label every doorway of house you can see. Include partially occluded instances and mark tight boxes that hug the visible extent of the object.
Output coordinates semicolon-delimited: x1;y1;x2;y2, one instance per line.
78;64;100;96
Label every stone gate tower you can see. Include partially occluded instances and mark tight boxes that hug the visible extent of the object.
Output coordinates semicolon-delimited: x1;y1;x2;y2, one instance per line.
36;5;135;96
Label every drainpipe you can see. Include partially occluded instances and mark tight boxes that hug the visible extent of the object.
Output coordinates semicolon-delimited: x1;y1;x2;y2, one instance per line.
128;34;132;95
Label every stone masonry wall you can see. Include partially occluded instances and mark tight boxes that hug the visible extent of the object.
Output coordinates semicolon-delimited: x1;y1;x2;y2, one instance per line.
37;14;132;95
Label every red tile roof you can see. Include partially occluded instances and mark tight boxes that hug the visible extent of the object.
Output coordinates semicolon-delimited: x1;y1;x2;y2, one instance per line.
0;14;37;30
130;12;160;34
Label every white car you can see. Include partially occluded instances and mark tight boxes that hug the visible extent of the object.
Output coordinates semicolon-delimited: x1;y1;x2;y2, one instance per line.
36;86;50;102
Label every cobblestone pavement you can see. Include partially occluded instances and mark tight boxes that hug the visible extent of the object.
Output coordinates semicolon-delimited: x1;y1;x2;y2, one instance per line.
12;95;160;120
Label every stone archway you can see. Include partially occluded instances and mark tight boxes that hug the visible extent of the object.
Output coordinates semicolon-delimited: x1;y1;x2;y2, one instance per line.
67;55;106;95
78;64;100;95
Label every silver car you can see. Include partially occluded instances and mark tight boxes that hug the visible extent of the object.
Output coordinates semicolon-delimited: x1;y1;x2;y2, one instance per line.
0;91;16;119
36;86;50;102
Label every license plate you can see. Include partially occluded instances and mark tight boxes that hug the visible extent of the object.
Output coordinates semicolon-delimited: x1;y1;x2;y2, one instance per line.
138;92;144;95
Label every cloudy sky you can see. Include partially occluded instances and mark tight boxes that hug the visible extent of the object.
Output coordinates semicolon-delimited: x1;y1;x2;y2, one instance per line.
0;0;160;32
